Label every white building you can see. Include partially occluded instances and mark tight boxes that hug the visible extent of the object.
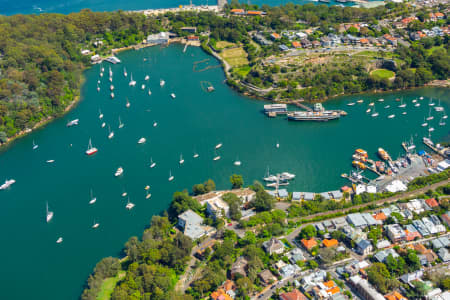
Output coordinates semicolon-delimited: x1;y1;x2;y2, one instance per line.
206;197;229;219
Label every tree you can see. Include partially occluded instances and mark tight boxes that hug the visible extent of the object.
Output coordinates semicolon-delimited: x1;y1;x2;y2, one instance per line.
236;277;253;295
366;263;399;294
299;225;317;239
0;131;7;143
94;257;121;279
230;174;244;189
222;193;242;221
252;190;274;211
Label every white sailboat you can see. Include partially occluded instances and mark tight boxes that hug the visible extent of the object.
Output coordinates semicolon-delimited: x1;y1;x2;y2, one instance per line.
85;138;98;155
97;85;100;92
109;66;113;78
160;79;165;87
110;84;114;91
428;98;435;106
109;76;113;83
384;105;390;109
442;109;448;119
138;137;146;144
148;88;152;96
118;116;124;129
368;102;374;107
123;67;127;77
213;149;221;161
110;92;115;99
170;93;176;99
421;117;428;127
193;150;199;158
99;109;103;119
215;142;223;149
145;75;149;81
434;99;443;112
129;73;136;86
46;202;54;223
419;96;424;100
168;170;174;181
276;141;280;148
125;197;135;210
89;189;97;205
347;102;355;106
371;105;379;117
126;98;130;108
141;84;145;90
145;190;151;199
56;237;63;244
428;126;435;132
150;157;156;168
234;156;241;166
153;121;157;127
402;111;407;115
366;108;371;113
46;159;55;163
414;103;420;107
115;167;123;177
439;117;446;126
32;140;39;150
398;98;406;108
100;72;103;77
426;108;434;121
179;154;185;165
108;125;114;139
92;220;100;229
378;98;384;102
101;122;106;128
388;114;395;119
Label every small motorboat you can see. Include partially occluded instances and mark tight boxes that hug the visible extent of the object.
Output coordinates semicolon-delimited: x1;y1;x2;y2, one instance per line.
150;158;156;168
101;122;106;128
193;152;199;158
384;105;390;109
378;99;384;102
168;171;174;181
153;121;157;127
92;221;100;229
46;160;55;163
388;114;395;119
215;143;223;149
138;137;146;144
357;99;364;103
234;160;241;166
347;102;355;106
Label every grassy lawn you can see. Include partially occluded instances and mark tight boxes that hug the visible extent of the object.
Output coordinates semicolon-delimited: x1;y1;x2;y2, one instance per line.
215;40;235;50
426;45;444;55
370;68;395;79
97;271;125;300
234;65;251;77
220;47;249;67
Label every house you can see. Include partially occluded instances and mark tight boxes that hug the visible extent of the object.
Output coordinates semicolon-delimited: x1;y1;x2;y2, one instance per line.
384;291;407;300
437;248;450;262
292;41;302;49
280;289;308;300
323;239;339;248
259;269;276;286
332;217;348;229
374;249;399;263
349;275;385;300
254;33;272;46
373;212;387;222
228;188;256;204
441;212;450;227
425;198;439;208
81;49;91;55
360;38;369;45
400;270;423;284
386;224;406;242
303;192;315;201
187;35;199;41
312;40;321;48
206;197;229;219
431;236;450;249
347;213;368;228
247;10;266;16
383;34;397;46
90;54;101;64
356;239;373;255
280;263;300;278
147;32;170;44
211;280;236;300
376;240;391;249
263;238;285;255
195;239;216;259
288;248;306;264
271;33;281;40
404;229;421;242
330;190;343;200
279;45;289;51
178;209;207;240
300;39;312;48
230;8;245;15
320;36;331;47
278;189;289;198
181;26;197;33
231;256;248;279
301;238;317;251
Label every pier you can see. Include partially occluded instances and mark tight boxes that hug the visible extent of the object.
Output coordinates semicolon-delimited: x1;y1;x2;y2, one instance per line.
292;100;312;111
422;138;448;158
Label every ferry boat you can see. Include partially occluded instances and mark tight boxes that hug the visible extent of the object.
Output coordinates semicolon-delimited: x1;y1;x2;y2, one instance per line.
85;138;98;155
0;179;16;190
287;103;340;121
352;160;366;169
56;237;63;244
67;119;79;127
46;202;53;223
115;167;123;177
138;137;146;144
160;79;165;87
378;148;390;161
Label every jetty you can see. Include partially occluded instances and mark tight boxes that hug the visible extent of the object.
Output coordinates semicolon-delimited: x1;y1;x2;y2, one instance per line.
292;100;312;111
422;137;448;158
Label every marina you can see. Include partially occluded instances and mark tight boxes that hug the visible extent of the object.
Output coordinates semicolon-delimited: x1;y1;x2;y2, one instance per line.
0;44;448;300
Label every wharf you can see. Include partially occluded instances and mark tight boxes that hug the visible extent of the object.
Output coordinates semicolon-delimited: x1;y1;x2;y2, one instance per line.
367;165;382;176
292;100;312;111
423;138;448;158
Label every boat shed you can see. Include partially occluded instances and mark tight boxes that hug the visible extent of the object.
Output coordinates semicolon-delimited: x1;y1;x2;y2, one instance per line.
320;192;331;200
278;189;288;198
303;192;315;201
292;192;301;201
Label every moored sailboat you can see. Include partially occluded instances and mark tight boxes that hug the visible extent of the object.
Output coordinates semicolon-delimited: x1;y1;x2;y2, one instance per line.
85;138;98;155
46;202;54;223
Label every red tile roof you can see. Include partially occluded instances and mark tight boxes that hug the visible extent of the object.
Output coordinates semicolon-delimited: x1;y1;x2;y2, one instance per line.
323;239;339;248
280;289;308;300
425;198;439;208
301;238;317;250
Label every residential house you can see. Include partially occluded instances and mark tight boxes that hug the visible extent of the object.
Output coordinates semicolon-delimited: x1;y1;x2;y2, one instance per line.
271;33;281;40
386;224;406;243
295;32;308;39
332;217;348;229
437;248;450;262
195;239;216;259
279;45;289;51
230;8;245;15
181;27;197;33
231;256;248;279
292;191;302;201
292;41;302;49
384;291;407;300
431;236;450;249
211;280;236;300
356;239;373;255
425;198;439;208
206;197;229;219
300;39;312;48
278;189;289;198
263;238;285;255
441;211;450;227
373;212;387;222
330;190;343;200
374;249;399;263
147;32;170;44
90;55;101;64
288;248;306;264
323;239;339;248
347;213;368;228
280;263;300;278
280;289;308;300
312;40;321;48
301;238;317;251
400;270;423;284
349;275;385;300
303;192;315;201
259;269;276;286
254;33;272;46
320;36;331;47
178;209;207;240
376;240;391;249
383;34;397;46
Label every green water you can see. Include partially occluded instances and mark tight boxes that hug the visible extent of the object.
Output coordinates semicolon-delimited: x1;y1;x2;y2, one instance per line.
0;44;448;300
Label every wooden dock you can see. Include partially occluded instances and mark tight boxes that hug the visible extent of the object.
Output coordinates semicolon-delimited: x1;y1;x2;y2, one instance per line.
292;100;312;111
423;139;447;158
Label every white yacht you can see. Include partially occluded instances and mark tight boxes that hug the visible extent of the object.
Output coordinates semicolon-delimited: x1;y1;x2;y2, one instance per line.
153;121;157;127
434;100;443;112
368;102;374;107
115;167;123;177
148;89;152;96
126;98;130;108
398;99;406;108
215;143;223;149
32;140;39;150
378;98;384;102
160;79;165;87
357;99;364;103
234;157;241;166
110;84;114;91
118;116;124;129
145;190;151;199
371;106;378;117
101;122;106;128
145;75;149;81
108;126;114;139
428;126;435;132
125;197;135;210
170;93;176;99
421;117;428;127
429;98;435;106
179;154;184;165
415;103;420;107
263;167;277;182
99;110;103;119
123;67;127;77
56;237;63;244
46;160;55;163
384;105;390;109
138;137;146;144
141;84;145;90
419;96;424;100
0;179;16;190
168;170;174;181
347;102;355;106
402;112;407;115
92;221;100;229
388;114;395;119
426;108;434;121
89;189;97;205
46;202;54;223
110;92;114;99
276;142;280;148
